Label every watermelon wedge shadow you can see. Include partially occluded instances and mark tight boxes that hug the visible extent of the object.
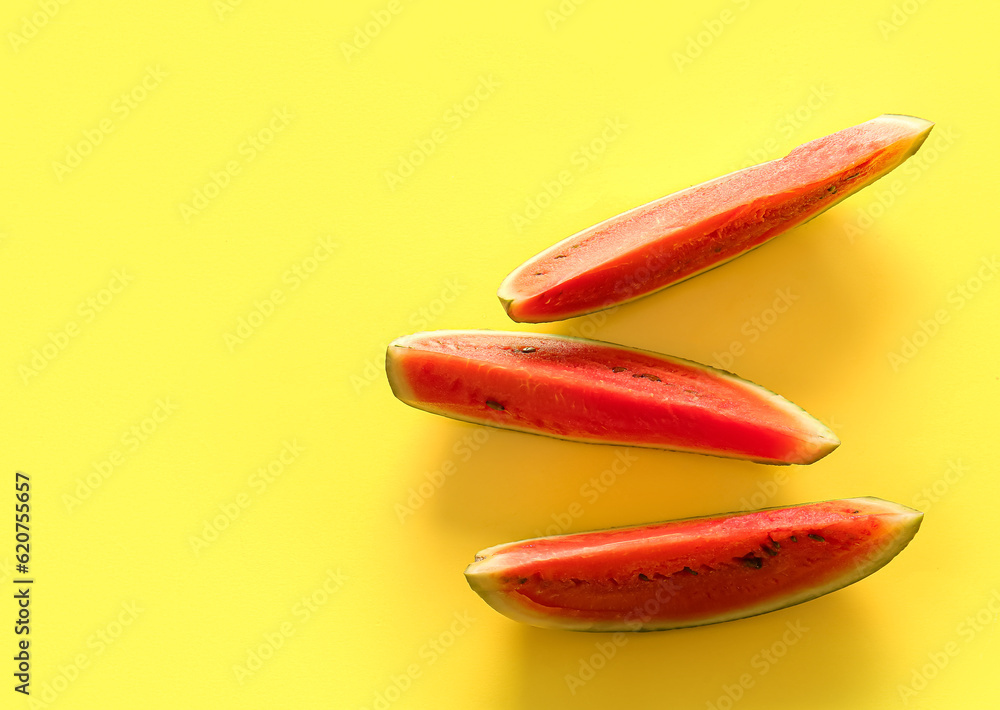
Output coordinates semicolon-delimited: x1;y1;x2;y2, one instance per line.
385;330;839;465
465;497;922;632
498;114;934;323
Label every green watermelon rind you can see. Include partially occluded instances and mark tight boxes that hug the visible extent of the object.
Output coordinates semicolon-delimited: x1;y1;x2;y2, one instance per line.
465;496;923;632
385;330;839;465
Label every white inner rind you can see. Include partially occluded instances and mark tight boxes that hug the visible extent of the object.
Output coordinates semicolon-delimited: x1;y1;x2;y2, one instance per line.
385;330;839;465
465;497;923;632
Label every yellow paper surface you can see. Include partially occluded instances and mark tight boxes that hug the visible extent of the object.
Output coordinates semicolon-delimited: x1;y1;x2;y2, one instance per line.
2;1;997;708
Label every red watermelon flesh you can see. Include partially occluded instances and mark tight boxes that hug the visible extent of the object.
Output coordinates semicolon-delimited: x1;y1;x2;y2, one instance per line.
385;330;838;464
498;114;934;322
465;497;922;631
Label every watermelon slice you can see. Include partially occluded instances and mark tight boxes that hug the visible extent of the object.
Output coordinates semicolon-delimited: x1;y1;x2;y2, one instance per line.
498;114;934;322
385;330;838;464
465;497;922;631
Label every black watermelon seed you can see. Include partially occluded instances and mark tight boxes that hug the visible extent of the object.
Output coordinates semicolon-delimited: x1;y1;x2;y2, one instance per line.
790;536;798;542
554;255;567;259
827;185;838;194
761;544;778;556
851;509;860;514
808;534;825;542
518;578;528;584
638;573;650;581
683;567;698;576
485;400;505;411
612;367;627;373
741;556;764;570
520;346;536;353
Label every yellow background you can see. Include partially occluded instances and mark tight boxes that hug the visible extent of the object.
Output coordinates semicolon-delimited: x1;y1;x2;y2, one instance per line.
2;0;997;708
